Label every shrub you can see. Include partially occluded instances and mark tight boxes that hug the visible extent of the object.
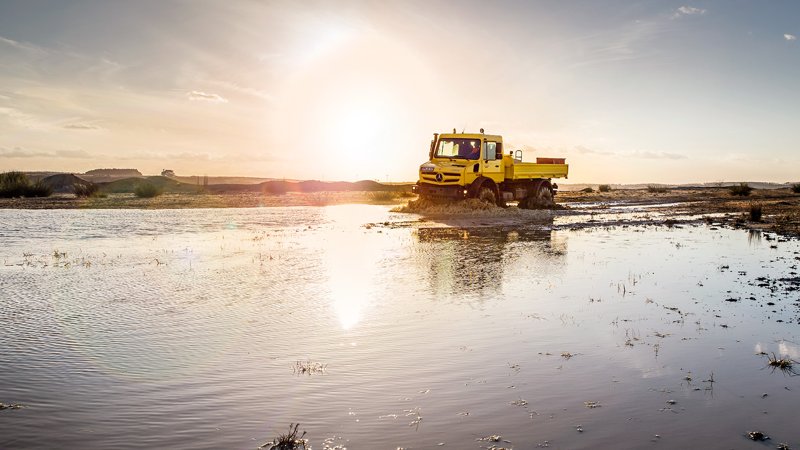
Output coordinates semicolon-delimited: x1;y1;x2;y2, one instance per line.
26;180;53;197
729;183;753;197
134;182;162;198
598;184;612;192
791;183;800;194
580;187;593;193
73;183;98;198
749;203;763;222
647;185;668;193
0;171;52;198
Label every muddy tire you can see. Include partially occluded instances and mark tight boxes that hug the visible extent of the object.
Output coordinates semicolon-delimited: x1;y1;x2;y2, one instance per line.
522;185;554;209
477;186;497;205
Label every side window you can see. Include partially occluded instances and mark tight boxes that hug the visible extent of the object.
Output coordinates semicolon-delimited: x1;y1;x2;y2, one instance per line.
485;142;497;161
496;142;503;159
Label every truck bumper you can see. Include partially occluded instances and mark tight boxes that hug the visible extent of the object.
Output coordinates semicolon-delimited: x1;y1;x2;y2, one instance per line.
413;182;467;199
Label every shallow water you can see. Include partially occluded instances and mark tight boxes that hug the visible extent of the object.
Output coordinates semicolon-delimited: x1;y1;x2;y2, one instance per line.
1;205;798;449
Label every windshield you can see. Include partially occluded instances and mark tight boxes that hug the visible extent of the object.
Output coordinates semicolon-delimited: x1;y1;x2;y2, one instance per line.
435;138;481;160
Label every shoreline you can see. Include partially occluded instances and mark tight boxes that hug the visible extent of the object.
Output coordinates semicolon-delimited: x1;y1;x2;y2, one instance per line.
2;187;798;237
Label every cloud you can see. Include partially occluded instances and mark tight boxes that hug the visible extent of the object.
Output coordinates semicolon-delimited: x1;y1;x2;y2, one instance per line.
187;90;228;103
63;122;103;130
0;35;46;54
629;150;687;160
206;80;274;102
575;145;613;156
0;147;92;158
785;34;797;41
673;6;707;18
573;146;687;160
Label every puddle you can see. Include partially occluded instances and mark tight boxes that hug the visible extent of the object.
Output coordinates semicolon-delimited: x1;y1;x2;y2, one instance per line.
1;205;798;449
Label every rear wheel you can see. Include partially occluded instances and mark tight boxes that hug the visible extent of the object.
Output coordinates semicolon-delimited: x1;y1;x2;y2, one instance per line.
522;184;554;209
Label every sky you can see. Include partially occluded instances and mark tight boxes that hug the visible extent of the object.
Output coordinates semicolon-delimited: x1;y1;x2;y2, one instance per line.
0;0;798;183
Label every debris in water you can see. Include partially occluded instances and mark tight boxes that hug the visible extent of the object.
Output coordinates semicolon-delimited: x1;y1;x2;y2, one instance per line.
747;431;769;441
511;398;528;407
584;401;602;408
0;402;23;410
293;360;327;375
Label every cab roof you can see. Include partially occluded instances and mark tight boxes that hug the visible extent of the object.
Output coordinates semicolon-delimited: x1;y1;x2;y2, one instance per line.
438;132;503;141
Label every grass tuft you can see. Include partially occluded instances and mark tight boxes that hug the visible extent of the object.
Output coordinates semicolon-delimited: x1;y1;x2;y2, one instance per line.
580;187;593;193
729;182;753;196
791;183;800;194
598;184;611;192
134;182;162;198
765;352;798;376
749;203;763;222
260;423;307;450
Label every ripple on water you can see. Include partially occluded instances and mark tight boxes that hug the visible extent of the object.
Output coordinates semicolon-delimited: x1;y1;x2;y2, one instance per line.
1;206;799;449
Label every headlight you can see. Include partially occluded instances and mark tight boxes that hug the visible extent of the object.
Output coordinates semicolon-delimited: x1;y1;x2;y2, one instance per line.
420;164;435;173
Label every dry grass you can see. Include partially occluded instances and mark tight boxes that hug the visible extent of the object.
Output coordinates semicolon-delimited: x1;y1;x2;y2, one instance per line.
306;192;332;206
260;423;307;450
647;185;668;193
368;190;399;202
598;184;612;192
791;183;800;194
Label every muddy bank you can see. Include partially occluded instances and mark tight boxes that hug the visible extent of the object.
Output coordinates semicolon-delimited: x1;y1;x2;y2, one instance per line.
393;187;800;237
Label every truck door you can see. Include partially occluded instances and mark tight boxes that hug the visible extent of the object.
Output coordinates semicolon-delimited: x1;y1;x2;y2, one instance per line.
482;141;503;183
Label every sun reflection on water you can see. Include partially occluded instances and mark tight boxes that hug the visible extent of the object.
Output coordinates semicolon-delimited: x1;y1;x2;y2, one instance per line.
321;205;390;330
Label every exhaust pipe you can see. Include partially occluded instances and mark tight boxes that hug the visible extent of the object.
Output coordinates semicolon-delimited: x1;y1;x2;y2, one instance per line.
429;133;438;160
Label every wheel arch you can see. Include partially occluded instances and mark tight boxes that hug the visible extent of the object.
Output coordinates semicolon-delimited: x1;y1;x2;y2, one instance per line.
468;177;499;198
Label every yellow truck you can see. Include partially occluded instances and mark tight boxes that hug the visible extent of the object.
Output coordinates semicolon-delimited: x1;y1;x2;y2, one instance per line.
412;130;569;208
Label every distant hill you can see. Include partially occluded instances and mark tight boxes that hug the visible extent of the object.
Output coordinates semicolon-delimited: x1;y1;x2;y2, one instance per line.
85;168;142;176
205;179;410;194
174;176;285;185
98;176;202;194
41;173;94;193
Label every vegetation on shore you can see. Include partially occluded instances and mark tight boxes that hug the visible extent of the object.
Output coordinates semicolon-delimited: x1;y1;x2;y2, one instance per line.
0;171;52;198
134;182;163;198
647;185;669;193
729;183;753;196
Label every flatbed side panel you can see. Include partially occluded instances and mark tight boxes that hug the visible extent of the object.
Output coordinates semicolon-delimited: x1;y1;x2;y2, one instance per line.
507;163;569;180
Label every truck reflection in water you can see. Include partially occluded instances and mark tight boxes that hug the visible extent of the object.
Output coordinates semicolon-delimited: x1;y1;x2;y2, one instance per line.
413;226;567;302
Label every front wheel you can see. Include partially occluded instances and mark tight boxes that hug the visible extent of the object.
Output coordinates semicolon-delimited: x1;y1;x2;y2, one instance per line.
477;186;497;205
